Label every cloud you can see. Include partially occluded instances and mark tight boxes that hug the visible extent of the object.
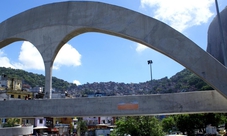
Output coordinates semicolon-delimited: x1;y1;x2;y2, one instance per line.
18;41;44;70
136;43;148;53
18;41;81;70
73;80;81;85
0;41;82;71
0;50;15;68
0;43;43;70
54;43;81;69
140;0;214;32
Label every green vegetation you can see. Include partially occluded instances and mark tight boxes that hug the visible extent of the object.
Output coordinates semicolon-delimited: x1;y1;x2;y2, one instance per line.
111;114;227;136
111;116;164;136
76;117;88;136
170;69;213;91
163;113;227;135
2;118;20;127
0;67;213;94
161;116;175;133
0;67;77;92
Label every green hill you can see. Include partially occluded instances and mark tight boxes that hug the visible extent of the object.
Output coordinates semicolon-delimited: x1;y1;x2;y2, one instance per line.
170;69;213;91
0;67;213;93
0;67;77;92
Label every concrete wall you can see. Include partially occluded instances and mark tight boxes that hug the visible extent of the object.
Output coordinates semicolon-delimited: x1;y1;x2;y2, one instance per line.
0;125;33;136
0;90;227;118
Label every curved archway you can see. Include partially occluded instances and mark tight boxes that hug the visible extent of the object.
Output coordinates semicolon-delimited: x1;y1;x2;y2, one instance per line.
0;38;26;49
0;39;45;73
0;1;227;99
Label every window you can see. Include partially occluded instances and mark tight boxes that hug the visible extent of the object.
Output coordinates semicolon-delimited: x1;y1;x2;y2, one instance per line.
46;120;53;127
1;119;7;123
26;119;30;124
11;95;14;98
18;95;21;99
39;119;43;124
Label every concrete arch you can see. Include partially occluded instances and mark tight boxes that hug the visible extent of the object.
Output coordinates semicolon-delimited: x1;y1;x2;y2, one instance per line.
207;6;227;65
0;1;227;99
0;38;26;49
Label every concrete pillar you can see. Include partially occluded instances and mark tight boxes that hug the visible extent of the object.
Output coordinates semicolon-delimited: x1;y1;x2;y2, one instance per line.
44;60;53;99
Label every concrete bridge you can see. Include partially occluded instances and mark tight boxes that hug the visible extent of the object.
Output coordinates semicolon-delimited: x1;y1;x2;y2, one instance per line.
0;90;227;118
0;1;227;117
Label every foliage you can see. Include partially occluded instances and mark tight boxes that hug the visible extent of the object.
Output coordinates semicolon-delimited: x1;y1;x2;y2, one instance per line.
161;116;176;133
0;67;214;94
76;118;88;136
162;113;227;136
0;67;77;92
3;118;20;127
214;113;227;125
174;114;198;136
111;116;164;136
170;69;213;91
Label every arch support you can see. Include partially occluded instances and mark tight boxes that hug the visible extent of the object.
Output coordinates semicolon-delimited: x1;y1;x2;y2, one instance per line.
44;60;53;99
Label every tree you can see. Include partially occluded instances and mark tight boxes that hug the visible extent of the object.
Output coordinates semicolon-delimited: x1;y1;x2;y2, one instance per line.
76;118;88;136
171;113;227;136
161;116;176;133
111;116;164;136
3;118;20;127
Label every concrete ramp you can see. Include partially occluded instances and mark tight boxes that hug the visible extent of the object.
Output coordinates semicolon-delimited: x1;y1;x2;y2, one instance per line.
0;90;226;118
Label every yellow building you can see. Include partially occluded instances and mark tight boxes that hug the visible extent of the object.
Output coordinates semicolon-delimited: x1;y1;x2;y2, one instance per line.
0;75;33;100
7;90;32;100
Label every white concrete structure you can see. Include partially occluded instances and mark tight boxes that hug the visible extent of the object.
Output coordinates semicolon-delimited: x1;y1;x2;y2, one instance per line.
0;125;33;136
0;1;227;118
0;1;226;99
0;90;227;118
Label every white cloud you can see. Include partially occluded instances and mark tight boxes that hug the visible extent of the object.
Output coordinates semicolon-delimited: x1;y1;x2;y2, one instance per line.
0;50;15;68
73;80;81;85
54;43;81;69
18;41;81;70
18;41;44;70
0;41;82;71
136;43;148;53
140;0;214;32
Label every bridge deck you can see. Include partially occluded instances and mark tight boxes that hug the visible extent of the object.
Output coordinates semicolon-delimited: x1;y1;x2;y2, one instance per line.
0;90;226;118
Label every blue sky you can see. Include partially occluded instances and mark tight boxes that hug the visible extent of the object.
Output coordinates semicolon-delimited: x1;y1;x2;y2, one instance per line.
0;0;226;85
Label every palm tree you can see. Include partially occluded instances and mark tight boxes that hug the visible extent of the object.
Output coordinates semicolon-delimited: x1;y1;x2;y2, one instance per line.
76;118;88;136
3;118;20;127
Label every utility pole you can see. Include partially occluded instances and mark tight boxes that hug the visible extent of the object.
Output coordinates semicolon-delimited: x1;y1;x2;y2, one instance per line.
147;60;153;83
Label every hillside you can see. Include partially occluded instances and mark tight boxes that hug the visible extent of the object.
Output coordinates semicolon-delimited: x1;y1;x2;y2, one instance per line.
0;67;76;92
0;67;213;94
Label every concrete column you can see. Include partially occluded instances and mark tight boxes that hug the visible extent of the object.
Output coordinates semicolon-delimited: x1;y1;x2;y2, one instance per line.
44;60;53;99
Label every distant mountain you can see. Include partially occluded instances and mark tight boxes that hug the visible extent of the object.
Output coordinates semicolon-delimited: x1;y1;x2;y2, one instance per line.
0;67;213;95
